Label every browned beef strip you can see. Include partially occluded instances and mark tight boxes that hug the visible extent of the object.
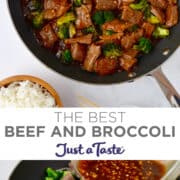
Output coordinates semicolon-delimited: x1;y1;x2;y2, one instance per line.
124;49;139;58
75;5;92;29
121;0;135;7
142;22;155;37
39;24;58;48
133;28;144;40
166;5;179;27
102;19;133;33
94;58;118;75
83;0;92;4
43;9;57;20
95;0;120;10
120;57;137;71
84;44;101;72
121;35;136;49
121;29;144;49
151;6;165;24
99;32;124;43
65;34;93;44
122;0;135;2
119;49;138;71
71;43;86;62
148;0;167;9
167;0;177;4
121;6;143;25
43;0;71;20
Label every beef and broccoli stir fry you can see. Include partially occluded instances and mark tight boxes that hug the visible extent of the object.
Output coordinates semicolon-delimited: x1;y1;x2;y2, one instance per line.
22;0;179;75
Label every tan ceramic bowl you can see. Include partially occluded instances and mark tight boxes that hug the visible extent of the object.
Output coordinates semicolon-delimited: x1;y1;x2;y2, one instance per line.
0;75;63;107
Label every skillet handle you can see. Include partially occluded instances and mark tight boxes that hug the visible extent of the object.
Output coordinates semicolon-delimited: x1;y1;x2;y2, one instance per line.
151;67;180;107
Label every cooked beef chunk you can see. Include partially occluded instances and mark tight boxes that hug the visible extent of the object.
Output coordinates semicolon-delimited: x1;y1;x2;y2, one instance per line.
94;58;118;75
166;5;178;27
44;0;71;20
39;24;58;48
84;44;101;72
83;0;92;4
71;43;86;62
122;0;135;2
148;0;167;9
121;6;143;25
102;19;132;33
120;49;138;71
95;0;120;10
142;22;155;37
151;6;165;24
65;34;93;44
75;5;92;29
121;29;144;49
167;0;177;4
99;32;123;43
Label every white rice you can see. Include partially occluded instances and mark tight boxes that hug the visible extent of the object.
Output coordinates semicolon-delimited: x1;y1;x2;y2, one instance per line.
0;80;56;107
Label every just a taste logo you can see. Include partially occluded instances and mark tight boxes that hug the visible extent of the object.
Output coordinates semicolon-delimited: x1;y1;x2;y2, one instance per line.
1;109;177;159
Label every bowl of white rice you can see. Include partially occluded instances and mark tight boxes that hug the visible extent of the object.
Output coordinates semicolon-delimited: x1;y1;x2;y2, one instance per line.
0;75;63;107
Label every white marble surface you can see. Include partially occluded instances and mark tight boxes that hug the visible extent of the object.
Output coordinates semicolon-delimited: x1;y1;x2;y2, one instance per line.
0;161;19;180
0;1;180;107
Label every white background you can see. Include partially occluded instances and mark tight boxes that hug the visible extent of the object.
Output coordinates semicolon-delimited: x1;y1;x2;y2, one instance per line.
0;1;180;107
0;108;180;179
0;108;180;160
0;161;19;180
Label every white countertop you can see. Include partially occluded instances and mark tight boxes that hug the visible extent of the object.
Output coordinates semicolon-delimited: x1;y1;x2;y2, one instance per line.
0;0;180;108
0;161;19;180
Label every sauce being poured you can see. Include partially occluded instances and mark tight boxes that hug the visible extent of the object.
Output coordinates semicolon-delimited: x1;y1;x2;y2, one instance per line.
78;160;166;180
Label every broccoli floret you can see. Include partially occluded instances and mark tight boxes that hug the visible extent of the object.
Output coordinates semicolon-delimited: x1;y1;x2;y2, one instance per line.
103;30;116;35
92;11;104;25
130;0;151;19
69;23;76;38
103;43;122;59
57;24;69;39
127;24;139;32
92;11;115;25
144;7;151;19
134;37;152;54
56;170;64;179
103;11;115;22
153;26;170;38
56;13;76;39
82;26;96;34
45;168;79;180
32;12;44;28
74;0;83;6
61;49;73;64
130;0;148;10
46;168;59;179
45;168;65;180
57;12;76;26
58;23;76;39
147;15;160;24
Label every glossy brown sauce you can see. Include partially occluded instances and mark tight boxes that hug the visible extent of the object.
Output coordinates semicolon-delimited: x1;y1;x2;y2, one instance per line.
78;160;166;180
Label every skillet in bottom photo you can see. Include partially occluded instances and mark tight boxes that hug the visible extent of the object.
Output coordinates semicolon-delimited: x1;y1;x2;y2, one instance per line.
10;161;70;180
